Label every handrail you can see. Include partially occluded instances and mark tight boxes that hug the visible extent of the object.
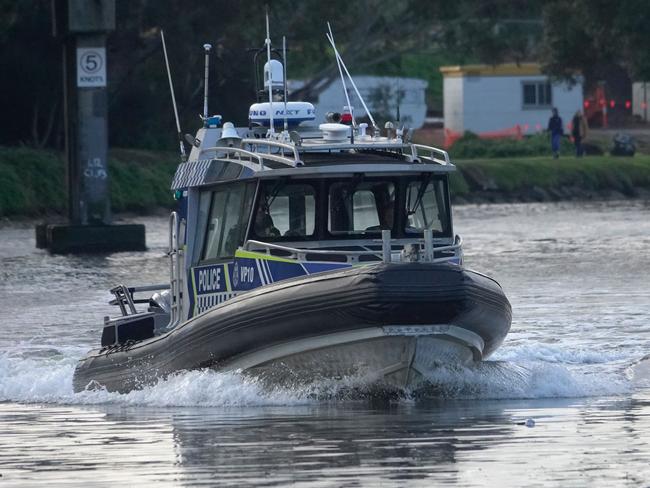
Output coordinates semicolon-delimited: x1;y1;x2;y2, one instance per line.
196;139;451;169
241;138;303;166
409;143;450;165
168;211;183;329
243;234;462;264
244;239;384;257
428;234;463;252
127;284;171;293
109;284;137;316
198;146;264;167
198;145;301;169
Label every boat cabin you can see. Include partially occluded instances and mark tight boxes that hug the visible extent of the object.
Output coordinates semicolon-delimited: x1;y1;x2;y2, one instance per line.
195;156;453;259
168;133;461;321
100;39;467;349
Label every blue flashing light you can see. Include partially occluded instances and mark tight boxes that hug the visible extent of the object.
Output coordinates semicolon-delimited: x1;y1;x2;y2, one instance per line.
205;115;222;128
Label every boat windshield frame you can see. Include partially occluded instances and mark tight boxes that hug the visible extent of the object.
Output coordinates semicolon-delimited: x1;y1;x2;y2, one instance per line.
246;173;453;243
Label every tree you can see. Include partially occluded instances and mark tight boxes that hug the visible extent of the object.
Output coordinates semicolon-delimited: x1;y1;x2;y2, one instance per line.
0;0;550;150
0;1;62;148
541;0;650;124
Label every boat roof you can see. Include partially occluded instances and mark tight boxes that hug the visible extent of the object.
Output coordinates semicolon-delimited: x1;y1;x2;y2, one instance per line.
172;133;454;190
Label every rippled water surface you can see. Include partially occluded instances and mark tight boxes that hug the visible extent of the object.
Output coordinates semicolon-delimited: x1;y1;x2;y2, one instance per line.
1;201;649;486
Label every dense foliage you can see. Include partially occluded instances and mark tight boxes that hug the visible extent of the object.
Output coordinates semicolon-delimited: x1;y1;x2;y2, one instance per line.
2;145;649;216
0;147;177;216
449;132;576;159
540;0;650;124
452;156;650;198
0;0;542;151
1;1;647;152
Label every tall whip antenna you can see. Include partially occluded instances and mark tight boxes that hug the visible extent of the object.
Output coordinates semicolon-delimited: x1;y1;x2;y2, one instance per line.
202;43;212;124
282;36;288;132
326;29;377;133
396;77;401;123
160;29;186;162
327;22;355;128
265;8;275;136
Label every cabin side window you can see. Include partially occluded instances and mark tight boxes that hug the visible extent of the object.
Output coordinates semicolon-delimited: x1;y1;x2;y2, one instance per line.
252;181;316;240
191;190;214;264
405;178;450;235
201;182;255;261
328;180;395;235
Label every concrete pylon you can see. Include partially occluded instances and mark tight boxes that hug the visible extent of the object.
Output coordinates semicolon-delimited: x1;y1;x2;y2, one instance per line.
37;0;145;253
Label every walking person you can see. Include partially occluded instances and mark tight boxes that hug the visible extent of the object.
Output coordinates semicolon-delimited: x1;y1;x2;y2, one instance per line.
571;110;588;157
547;107;564;159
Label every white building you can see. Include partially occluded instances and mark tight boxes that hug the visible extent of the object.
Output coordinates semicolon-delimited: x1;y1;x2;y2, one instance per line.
632;82;650;121
440;63;583;135
290;76;428;129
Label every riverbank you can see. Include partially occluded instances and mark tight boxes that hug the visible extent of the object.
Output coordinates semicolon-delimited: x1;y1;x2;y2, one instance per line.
1;146;650;217
450;155;650;204
0;146;178;217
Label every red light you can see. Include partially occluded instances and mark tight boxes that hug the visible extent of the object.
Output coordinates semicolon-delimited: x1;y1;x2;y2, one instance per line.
625;100;631;109
599;98;606;107
523;123;529;131
609;100;616;108
584;100;590;109
340;113;353;125
643;102;648;110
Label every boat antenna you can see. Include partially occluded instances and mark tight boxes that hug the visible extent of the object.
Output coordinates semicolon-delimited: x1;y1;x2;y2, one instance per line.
282;35;288;133
327;22;355;128
161;29;186;162
326;28;377;134
202;43;212;125
396;77;401;123
265;7;275;136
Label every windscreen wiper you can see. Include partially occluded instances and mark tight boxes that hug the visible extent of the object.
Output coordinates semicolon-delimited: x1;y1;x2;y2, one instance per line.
407;174;432;216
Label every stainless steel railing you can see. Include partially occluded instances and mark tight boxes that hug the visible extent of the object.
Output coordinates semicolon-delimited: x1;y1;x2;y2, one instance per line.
243;231;463;264
168;211;184;328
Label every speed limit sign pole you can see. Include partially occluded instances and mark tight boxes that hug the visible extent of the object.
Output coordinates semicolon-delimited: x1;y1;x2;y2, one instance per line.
72;38;111;225
38;0;145;253
56;0;114;225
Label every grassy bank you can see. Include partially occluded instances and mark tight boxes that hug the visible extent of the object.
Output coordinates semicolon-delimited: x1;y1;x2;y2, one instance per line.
1;146;650;217
450;155;650;202
0;146;178;217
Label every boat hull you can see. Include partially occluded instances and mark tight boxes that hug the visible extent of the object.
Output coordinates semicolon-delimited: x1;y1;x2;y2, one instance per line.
73;263;512;393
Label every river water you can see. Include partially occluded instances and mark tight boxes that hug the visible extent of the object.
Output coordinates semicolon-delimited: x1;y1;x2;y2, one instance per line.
1;201;649;487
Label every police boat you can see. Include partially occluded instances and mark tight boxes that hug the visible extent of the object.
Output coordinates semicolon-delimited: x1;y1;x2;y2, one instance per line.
73;28;511;394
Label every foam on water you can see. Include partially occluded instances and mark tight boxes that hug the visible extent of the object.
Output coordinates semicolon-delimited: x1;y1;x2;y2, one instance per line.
0;343;636;406
492;343;628;365
419;360;630;400
628;356;650;388
0;352;307;407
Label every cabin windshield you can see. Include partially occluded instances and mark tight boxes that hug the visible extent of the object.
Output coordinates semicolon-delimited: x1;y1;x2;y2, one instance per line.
405;177;449;234
253;181;316;239
329;180;395;235
248;174;451;242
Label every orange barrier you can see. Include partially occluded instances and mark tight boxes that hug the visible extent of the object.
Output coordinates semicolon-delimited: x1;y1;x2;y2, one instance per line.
443;129;463;148
444;125;525;148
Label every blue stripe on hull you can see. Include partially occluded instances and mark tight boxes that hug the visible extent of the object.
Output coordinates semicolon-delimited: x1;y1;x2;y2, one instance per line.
189;255;351;317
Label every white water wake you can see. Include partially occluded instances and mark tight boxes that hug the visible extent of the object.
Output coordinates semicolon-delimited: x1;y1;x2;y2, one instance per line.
0;344;636;406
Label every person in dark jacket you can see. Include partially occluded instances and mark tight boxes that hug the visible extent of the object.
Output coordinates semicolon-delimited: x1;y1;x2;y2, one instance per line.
571;110;588;157
547;108;564;158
